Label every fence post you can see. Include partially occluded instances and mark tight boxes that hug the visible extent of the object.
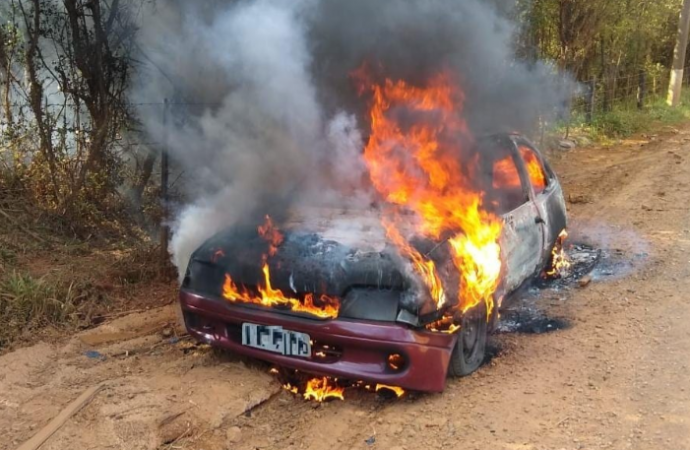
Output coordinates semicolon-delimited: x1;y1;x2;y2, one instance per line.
539;116;545;149
586;78;596;123
602;77;609;113
160;98;170;267
637;70;646;110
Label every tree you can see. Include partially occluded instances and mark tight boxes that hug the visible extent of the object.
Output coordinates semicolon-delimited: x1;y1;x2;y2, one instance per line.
668;0;690;106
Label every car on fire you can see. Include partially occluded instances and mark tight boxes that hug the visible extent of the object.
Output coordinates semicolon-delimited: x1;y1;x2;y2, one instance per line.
178;132;567;393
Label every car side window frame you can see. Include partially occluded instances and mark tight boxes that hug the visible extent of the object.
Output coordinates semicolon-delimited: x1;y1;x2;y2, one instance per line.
482;135;533;214
511;138;551;198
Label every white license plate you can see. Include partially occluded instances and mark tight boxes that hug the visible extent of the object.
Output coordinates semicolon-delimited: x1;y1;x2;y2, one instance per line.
241;323;311;357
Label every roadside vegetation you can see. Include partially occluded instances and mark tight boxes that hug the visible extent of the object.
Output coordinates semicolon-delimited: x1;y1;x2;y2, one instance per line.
560;91;690;143
0;178;174;352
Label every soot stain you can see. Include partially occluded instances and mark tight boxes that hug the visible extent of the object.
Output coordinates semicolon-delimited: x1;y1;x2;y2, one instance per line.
497;314;571;335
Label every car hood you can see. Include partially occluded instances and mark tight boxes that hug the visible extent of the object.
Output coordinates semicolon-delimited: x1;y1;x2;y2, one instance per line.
183;208;444;322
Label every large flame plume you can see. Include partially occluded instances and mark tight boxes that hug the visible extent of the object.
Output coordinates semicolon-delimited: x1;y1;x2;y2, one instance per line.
355;67;503;324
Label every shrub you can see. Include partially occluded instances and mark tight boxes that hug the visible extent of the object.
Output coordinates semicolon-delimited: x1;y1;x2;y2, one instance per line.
0;272;79;348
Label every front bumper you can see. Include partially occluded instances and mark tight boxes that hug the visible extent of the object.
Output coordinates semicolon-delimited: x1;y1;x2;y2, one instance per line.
179;290;457;392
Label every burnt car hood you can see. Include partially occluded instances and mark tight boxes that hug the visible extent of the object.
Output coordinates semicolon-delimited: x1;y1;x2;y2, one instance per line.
183;208;435;323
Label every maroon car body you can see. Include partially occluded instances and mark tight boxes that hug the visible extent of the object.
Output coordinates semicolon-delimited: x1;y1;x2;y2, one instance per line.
178;133;566;392
180;291;456;391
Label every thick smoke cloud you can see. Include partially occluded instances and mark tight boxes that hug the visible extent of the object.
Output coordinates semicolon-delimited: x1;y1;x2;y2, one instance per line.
308;0;569;134
133;0;570;277
134;0;353;273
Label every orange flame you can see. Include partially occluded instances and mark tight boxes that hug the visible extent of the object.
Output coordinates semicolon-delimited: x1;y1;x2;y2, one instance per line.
258;214;284;257
492;146;546;194
374;384;405;398
222;265;340;319
519;146;546;193
384;220;446;309
356;68;503;325
303;377;345;402
222;215;340;319
492;156;521;190
546;229;570;278
279;375;405;402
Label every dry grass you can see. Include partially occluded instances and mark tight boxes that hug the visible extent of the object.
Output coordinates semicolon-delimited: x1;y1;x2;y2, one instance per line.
0;182;176;350
0;271;81;348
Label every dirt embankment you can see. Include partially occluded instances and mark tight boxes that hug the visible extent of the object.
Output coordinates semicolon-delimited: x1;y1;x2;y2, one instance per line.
3;126;690;450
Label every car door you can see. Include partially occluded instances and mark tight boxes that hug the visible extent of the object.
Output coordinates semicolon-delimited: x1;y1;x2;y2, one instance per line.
490;139;545;294
513;139;567;263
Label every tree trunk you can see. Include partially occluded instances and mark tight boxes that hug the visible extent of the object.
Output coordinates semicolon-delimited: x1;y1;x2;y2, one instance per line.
0;30;13;128
668;0;690;106
21;0;61;202
130;147;157;210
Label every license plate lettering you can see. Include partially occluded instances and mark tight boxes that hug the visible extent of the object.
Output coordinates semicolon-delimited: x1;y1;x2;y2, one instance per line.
241;323;311;357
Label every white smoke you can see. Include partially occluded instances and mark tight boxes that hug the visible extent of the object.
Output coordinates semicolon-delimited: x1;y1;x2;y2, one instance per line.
134;0;368;275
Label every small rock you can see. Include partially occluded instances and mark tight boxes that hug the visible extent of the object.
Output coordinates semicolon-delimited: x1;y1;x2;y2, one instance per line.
579;275;592;287
575;136;592;147
162;328;173;338
559;140;576;150
226;426;242;444
568;194;591;204
84;350;105;360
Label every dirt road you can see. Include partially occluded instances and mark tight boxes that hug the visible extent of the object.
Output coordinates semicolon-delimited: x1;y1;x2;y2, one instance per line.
3;126;690;450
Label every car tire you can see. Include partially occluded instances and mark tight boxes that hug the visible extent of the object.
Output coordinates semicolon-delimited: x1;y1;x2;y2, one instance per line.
448;302;488;377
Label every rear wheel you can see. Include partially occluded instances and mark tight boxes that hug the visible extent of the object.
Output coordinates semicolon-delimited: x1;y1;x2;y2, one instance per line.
448;302;488;377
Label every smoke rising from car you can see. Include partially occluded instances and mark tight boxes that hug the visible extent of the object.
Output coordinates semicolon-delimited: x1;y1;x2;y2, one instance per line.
132;0;571;277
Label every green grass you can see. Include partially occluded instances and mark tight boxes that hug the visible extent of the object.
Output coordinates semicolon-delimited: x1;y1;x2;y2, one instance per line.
0;271;79;348
0;247;16;267
562;91;690;142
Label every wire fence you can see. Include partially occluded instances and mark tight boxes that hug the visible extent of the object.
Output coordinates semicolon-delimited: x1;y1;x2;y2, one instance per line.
567;64;690;124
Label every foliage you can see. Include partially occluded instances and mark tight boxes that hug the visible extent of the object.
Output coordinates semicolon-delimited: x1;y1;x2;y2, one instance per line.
563;90;690;140
0;0;151;236
0;271;79;348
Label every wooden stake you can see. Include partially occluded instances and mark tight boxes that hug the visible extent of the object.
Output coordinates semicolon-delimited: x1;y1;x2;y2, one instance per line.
16;384;105;450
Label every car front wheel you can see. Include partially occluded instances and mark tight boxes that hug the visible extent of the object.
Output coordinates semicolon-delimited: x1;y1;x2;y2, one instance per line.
448;302;488;377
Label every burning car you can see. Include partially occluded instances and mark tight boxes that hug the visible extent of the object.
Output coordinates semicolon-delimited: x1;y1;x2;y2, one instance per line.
178;127;566;392
178;71;567;393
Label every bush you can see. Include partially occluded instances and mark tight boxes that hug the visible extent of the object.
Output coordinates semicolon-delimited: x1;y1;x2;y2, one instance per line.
564;91;690;141
0;272;79;348
591;109;646;137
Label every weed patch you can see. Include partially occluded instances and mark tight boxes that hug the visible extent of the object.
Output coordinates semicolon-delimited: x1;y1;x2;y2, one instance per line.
0;272;81;348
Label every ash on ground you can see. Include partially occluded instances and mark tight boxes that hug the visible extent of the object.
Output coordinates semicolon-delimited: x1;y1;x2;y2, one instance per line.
496;242;641;334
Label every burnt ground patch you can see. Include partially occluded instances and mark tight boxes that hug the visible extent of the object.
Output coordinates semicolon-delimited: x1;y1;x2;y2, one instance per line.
497;313;570;335
497;242;600;336
496;240;642;336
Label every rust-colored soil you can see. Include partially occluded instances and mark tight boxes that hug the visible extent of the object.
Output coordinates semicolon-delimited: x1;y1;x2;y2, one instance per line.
3;125;690;450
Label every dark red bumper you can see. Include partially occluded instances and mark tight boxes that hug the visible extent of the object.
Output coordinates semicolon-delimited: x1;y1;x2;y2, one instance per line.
179;290;457;392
